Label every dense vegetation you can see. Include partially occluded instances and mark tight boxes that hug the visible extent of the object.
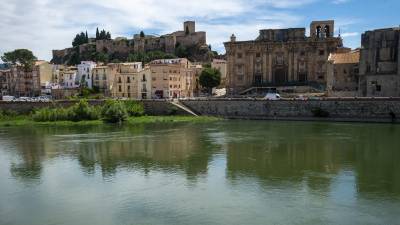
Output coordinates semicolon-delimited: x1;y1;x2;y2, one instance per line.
32;99;144;123
1;49;37;70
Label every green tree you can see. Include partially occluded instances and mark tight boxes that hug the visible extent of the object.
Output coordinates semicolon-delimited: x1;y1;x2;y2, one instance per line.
199;67;221;94
140;31;145;38
96;27;100;39
1;49;37;71
72;32;88;47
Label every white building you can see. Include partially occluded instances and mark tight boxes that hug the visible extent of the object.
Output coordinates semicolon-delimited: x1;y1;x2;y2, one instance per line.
63;71;79;89
77;61;97;88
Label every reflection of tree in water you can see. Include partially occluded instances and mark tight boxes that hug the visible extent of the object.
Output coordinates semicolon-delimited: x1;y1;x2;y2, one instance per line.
76;123;219;181
224;121;400;196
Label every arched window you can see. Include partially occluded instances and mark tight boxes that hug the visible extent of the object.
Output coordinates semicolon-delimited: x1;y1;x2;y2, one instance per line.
324;25;330;38
316;26;322;38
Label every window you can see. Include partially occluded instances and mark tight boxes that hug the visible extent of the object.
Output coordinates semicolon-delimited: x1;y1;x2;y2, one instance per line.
376;85;381;92
118;85;122;92
103;75;106;80
238;75;244;81
237;53;243;59
152;77;156;81
118;77;122;83
343;69;347;74
319;50;325;56
127;77;131;83
300;51;305;56
256;53;261;58
127;85;130;90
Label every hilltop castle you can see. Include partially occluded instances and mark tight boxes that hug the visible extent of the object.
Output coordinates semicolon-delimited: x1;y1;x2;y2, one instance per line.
52;21;209;64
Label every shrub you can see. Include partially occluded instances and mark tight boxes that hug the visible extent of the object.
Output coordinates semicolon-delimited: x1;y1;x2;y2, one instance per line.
32;100;99;122
32;107;70;122
124;100;145;117
69;99;100;121
311;107;330;118
101;100;128;123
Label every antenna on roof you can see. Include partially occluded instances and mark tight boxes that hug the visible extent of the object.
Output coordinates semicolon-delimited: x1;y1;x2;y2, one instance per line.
338;27;341;37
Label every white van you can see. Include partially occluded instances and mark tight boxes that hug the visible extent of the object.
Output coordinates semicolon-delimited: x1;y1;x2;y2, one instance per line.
2;96;15;102
264;93;281;100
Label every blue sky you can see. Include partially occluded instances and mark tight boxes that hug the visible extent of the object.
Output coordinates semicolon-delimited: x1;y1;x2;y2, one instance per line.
0;0;399;61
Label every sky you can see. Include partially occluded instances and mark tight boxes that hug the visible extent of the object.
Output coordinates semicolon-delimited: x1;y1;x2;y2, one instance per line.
0;0;399;61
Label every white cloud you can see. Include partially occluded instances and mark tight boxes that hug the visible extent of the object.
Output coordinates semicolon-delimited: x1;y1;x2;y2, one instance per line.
0;0;316;61
332;0;350;4
341;32;359;37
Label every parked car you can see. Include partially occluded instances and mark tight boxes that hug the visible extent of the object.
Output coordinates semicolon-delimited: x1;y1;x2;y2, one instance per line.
264;93;281;100
2;95;15;102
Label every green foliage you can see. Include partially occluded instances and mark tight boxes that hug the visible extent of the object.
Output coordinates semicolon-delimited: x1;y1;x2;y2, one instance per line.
70;100;100;121
175;44;189;58
95;52;109;64
101;100;128;123
127;51;175;63
96;28;111;40
199;67;221;93
311;107;330;118
72;32;89;47
0;110;19;120
140;31;145;38
1;49;37;71
123;100;145;117
32;100;99;122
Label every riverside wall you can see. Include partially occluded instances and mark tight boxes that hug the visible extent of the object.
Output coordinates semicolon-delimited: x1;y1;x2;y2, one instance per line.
181;98;400;123
1;99;400;123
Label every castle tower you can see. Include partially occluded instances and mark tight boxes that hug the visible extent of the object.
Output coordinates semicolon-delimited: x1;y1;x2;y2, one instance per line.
184;21;195;34
310;20;334;38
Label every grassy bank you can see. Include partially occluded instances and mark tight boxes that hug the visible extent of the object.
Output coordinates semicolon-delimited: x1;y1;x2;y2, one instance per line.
0;116;220;127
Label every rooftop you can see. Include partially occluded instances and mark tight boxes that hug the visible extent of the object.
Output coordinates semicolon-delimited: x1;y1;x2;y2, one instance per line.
329;49;360;64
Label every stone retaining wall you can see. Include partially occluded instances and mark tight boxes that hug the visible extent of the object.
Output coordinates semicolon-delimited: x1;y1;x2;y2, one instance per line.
181;99;400;123
2;99;400;123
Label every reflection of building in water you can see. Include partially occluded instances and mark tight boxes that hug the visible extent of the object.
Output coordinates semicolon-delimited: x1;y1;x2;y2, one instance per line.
76;125;216;179
224;122;400;196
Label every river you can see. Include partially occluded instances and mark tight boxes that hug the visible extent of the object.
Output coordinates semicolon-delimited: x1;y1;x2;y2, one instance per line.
0;121;399;225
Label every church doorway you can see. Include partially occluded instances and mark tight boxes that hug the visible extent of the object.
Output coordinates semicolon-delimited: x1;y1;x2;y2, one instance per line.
273;68;287;85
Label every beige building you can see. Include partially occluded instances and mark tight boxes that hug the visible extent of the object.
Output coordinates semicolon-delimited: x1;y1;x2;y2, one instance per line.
5;61;52;97
224;20;343;95
327;49;360;97
359;27;400;97
212;59;227;86
110;63;151;99
92;66;113;95
149;58;195;99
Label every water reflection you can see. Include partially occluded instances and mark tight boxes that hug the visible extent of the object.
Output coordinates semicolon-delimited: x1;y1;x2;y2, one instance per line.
1;121;400;198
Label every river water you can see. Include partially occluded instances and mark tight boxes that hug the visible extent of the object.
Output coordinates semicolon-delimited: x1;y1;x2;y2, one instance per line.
0;121;399;225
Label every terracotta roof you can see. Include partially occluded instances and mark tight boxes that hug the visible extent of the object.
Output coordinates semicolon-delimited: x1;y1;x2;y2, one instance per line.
329;50;360;64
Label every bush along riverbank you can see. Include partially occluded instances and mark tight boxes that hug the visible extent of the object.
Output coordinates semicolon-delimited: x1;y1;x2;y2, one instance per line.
0;100;219;127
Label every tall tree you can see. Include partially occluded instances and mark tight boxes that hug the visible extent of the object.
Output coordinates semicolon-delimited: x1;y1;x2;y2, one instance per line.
96;27;100;39
1;49;37;71
199;67;221;94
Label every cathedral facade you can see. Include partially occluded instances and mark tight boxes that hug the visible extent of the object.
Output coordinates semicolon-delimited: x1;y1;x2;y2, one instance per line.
224;20;343;95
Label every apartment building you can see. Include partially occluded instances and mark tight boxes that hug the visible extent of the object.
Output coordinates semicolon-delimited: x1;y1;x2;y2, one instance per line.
77;61;96;88
149;58;195;99
109;62;151;99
